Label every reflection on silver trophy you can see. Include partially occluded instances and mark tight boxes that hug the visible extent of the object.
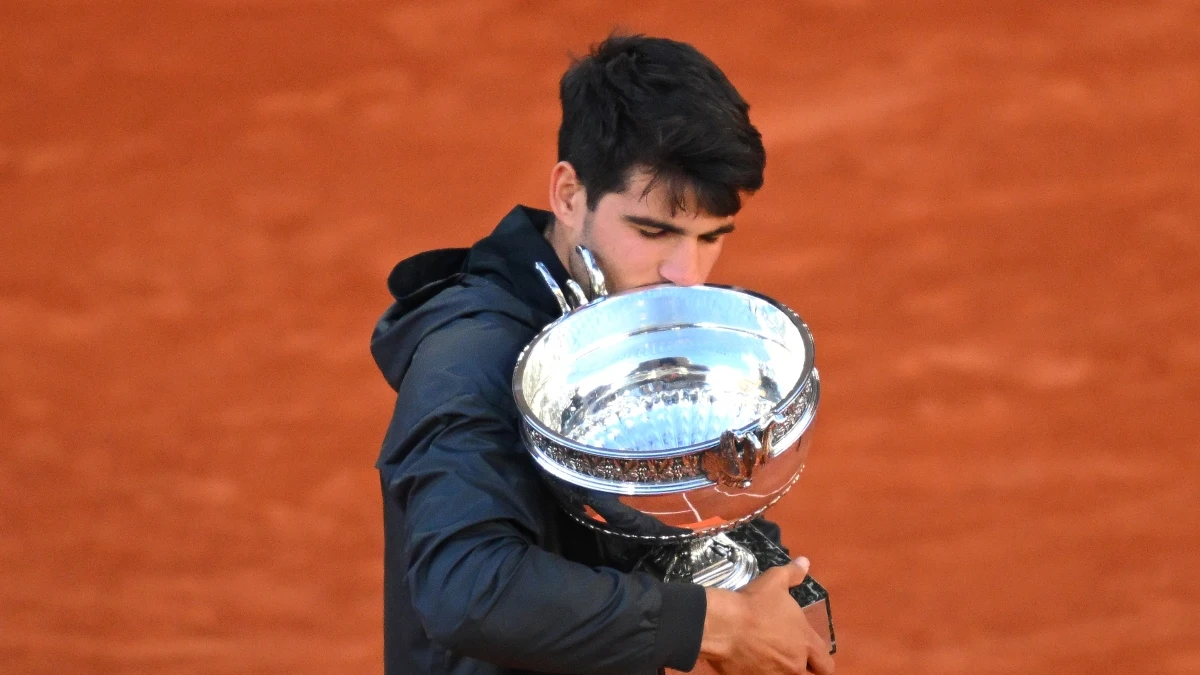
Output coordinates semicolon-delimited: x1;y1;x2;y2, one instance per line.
513;247;834;654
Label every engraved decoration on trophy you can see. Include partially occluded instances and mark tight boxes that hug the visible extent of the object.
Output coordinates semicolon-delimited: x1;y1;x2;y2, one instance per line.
513;246;835;653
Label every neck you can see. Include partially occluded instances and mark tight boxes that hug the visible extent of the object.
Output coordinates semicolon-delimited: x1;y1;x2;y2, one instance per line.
544;219;578;280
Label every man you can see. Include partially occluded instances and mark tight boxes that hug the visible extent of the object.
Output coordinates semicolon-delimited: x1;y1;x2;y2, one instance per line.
372;34;835;675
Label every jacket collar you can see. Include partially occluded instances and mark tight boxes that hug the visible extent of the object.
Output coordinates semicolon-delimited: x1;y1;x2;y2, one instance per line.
467;205;573;321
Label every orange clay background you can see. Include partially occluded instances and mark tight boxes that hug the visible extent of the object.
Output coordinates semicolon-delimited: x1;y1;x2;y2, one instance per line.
2;2;1199;673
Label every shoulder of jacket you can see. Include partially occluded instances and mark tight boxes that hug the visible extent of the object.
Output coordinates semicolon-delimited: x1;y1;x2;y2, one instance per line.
404;285;541;388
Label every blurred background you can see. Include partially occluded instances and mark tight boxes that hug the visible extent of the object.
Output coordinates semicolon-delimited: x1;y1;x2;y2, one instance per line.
2;1;1198;673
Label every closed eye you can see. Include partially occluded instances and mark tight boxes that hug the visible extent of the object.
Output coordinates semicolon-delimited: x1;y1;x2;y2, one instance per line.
636;226;671;239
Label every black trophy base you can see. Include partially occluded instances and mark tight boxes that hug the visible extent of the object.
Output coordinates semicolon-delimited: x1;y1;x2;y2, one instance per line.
635;522;836;655
725;522;836;655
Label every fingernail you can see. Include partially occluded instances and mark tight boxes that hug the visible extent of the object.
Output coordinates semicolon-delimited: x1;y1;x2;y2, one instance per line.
794;556;810;569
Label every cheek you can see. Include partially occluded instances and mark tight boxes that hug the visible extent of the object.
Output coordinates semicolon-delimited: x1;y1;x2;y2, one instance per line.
701;241;725;273
592;229;667;287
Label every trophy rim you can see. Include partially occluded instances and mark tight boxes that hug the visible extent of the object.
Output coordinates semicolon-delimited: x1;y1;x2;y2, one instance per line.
511;282;817;461
522;371;818;497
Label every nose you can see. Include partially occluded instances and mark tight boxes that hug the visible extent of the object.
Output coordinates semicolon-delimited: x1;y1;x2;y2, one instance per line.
658;241;705;286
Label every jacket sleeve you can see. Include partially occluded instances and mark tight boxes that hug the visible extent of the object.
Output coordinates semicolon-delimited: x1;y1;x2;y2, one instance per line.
381;315;706;674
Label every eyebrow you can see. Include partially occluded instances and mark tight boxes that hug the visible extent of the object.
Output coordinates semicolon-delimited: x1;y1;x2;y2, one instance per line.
622;215;737;238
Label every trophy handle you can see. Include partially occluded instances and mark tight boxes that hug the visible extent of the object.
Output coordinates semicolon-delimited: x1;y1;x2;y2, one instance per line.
702;415;785;489
564;279;589;307
574;245;608;300
533;263;572;315
533;246;610;317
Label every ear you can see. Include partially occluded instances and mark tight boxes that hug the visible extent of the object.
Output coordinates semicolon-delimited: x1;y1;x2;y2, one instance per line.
548;161;587;232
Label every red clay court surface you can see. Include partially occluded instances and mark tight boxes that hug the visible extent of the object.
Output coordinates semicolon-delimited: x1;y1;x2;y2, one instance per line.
2;2;1198;674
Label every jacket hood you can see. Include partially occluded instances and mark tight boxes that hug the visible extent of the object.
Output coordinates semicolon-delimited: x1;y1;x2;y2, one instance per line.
370;206;574;391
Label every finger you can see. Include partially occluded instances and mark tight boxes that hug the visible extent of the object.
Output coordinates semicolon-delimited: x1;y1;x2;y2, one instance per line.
807;645;835;675
783;556;811;587
752;556;809;591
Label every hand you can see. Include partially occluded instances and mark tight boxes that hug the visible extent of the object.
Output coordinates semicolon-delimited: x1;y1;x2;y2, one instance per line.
698;557;834;675
665;660;720;675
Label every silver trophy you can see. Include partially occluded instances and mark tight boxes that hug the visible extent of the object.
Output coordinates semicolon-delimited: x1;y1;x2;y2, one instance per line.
512;247;834;653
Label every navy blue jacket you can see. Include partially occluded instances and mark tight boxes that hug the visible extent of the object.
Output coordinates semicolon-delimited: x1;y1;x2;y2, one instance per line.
371;206;709;674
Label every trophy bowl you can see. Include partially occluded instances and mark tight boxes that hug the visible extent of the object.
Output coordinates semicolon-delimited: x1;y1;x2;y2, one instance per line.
512;283;820;541
513;251;833;652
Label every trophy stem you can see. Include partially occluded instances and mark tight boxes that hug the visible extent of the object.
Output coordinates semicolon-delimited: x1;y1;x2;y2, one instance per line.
664;533;760;590
637;524;837;655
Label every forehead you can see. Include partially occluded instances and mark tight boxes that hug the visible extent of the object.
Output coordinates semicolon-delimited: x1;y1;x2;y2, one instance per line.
608;170;731;222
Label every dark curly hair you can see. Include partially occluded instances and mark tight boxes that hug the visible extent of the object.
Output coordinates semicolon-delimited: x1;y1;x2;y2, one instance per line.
557;34;766;217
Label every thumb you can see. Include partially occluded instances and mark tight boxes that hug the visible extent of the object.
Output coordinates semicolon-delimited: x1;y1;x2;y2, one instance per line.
783;556;811;587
